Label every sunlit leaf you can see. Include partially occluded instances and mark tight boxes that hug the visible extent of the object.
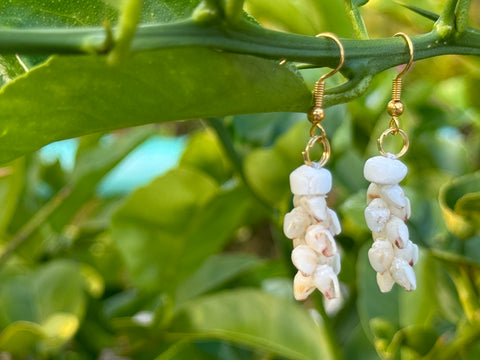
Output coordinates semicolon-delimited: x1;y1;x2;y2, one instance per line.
170;289;333;360
439;172;480;239
175;254;261;304
111;167;257;293
0;49;310;165
0;321;44;356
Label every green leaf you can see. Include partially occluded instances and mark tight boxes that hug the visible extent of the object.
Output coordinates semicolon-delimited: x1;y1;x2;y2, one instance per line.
439;172;480;239
400;325;439;356
0;49;310;165
41;313;80;349
0;321;44;356
244;121;310;208
0;159;24;235
156;340;220;360
0;260;87;355
170;289;333;360
175;254;261;304
111;166;218;290
0;0;118;28
34;260;86;322
0;276;37;326
180;129;233;184
111;167;256;293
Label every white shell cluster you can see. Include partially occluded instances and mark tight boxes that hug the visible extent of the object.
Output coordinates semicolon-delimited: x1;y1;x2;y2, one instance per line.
364;155;418;292
283;165;341;301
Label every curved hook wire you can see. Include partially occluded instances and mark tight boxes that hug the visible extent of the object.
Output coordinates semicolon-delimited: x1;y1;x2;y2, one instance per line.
393;32;414;79
315;32;345;83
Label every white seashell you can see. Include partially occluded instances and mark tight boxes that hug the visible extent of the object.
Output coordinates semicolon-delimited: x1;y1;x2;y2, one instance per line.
364;155;408;185
381;184;407;208
385;217;409;249
327;208;342;235
290;165;332;195
293;238;306;248
299;196;328;222
389;196;411;221
312;264;340;299
305;225;337;257
368;239;394;273
390;258;416;291
377;271;395;293
364;198;390;232
293;271;315;301
372;229;386;241
293;195;303;208
291;245;318;276
283;207;310;239
367;183;382;204
394;240;419;266
325;252;341;275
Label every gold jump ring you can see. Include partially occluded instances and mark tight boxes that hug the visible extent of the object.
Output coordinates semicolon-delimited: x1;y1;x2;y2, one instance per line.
377;128;410;158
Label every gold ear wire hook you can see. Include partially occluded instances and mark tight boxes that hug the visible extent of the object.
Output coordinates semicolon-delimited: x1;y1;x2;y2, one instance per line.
394;32;414;79
308;32;345;124
303;32;345;168
387;32;414;119
378;32;414;159
316;33;345;82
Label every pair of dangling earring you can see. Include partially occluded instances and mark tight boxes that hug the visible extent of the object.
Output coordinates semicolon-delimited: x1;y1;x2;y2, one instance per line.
283;32;419;301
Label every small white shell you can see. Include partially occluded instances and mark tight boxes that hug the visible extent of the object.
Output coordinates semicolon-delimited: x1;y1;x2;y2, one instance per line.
299;196;328;222
385;217;409;249
364;198;390;233
291;245;318;276
293;271;315;301
381;184;407;208
283;207;310;239
305;225;337;257
390;258;417;291
364;156;408;185
293;238;306;248
290;165;332;195
325;252;341;275
368;240;394;273
312;264;340;299
390;197;411;221
327;208;342;235
367;183;382;204
377;271;395;293
394;240;419;266
293;195;303;208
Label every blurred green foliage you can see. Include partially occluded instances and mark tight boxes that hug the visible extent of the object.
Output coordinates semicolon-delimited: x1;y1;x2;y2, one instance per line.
0;0;479;359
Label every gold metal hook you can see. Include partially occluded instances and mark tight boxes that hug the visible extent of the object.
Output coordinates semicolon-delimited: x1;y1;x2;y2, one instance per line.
393;32;414;80
308;32;345;123
303;32;344;168
387;32;414;119
316;32;345;83
379;32;414;159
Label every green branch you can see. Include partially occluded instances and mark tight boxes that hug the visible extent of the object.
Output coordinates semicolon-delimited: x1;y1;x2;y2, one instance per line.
2;18;480;76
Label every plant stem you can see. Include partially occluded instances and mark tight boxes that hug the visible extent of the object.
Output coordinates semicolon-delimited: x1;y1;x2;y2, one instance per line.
436;0;458;35
344;1;369;39
108;0;142;65
2;18;480;76
0;185;72;265
452;265;480;323
456;0;471;34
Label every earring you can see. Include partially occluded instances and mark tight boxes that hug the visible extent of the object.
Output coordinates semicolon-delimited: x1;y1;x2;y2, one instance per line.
283;33;344;301
363;33;419;292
